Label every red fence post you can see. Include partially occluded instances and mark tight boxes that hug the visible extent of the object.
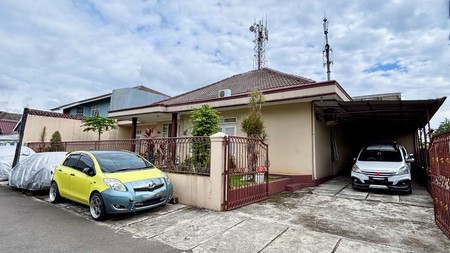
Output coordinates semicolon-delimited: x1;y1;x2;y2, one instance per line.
429;131;450;239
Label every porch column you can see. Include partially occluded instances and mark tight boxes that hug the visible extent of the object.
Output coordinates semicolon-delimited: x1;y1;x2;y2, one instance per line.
170;113;178;163
130;117;137;152
170;113;178;137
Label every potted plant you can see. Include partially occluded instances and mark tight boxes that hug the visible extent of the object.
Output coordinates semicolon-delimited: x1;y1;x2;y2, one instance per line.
255;166;266;183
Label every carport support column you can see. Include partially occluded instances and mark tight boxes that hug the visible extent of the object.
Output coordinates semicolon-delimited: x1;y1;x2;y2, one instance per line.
209;132;226;211
130;117;137;152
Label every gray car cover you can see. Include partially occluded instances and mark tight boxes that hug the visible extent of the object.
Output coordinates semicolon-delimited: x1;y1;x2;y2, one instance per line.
8;152;67;191
0;145;35;181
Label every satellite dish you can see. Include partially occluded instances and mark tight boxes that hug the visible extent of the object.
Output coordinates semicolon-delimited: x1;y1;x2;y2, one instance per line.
249;25;254;32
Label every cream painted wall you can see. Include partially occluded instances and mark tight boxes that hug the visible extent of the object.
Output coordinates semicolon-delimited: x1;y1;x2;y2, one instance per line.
23;115;119;143
117;126;131;139
211;104;314;175
334;126;352;174
314;119;332;179
262;103;313;175
167;173;214;208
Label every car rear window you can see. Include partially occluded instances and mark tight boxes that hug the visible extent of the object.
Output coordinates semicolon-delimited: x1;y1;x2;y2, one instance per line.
358;146;402;162
92;152;154;173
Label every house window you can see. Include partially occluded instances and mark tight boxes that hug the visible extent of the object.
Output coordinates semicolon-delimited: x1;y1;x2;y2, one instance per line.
220;117;237;124
162;124;172;137
91;105;99;116
75;107;84;116
219;117;237;136
219;126;236;136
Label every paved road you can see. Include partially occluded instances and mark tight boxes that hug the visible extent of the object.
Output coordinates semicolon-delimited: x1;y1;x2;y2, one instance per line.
0;184;182;253
2;177;450;252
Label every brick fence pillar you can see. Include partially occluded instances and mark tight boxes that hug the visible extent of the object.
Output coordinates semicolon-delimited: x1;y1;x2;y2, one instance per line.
209;132;226;211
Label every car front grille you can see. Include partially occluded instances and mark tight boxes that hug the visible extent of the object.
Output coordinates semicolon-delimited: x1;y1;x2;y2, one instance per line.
134;197;166;209
362;171;395;177
134;183;164;192
133;178;164;192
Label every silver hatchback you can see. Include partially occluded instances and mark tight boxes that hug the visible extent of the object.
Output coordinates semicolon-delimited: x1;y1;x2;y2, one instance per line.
351;142;414;194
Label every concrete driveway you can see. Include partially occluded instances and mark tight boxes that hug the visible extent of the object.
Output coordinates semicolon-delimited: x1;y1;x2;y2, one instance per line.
4;177;450;252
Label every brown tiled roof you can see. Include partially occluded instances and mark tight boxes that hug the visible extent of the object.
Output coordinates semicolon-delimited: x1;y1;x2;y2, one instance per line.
159;68;316;105
0;120;17;134
0;111;21;121
28;108;85;120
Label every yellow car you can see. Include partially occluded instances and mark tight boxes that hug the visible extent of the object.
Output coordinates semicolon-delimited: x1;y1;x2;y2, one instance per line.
49;150;173;221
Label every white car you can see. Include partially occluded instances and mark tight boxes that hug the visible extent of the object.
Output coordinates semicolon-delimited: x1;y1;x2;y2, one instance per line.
351;142;414;194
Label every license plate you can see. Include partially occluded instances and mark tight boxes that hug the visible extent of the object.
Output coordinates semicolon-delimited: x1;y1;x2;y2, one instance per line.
372;177;385;181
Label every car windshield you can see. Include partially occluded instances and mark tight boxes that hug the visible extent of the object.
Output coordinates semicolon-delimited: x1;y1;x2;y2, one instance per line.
358;146;402;162
92;151;154;173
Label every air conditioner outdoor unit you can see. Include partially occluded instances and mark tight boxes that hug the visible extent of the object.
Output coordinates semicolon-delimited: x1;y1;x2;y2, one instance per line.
218;89;231;98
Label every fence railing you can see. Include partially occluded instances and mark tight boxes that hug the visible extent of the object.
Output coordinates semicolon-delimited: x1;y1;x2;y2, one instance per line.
27;137;211;176
428;130;450;239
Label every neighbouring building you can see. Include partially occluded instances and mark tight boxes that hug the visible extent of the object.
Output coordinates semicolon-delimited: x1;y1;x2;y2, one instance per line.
51;85;169;117
0;111;21;145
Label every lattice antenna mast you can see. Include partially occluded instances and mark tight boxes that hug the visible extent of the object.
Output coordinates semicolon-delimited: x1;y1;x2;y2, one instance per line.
250;18;269;69
322;17;333;81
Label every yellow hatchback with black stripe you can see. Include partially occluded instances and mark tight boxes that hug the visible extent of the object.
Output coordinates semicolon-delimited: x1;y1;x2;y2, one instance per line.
49;150;173;221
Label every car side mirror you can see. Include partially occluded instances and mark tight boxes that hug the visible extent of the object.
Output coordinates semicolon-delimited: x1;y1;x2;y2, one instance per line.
406;157;415;163
83;167;95;176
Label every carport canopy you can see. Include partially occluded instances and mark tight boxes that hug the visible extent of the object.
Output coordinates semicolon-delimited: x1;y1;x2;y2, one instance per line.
314;97;446;130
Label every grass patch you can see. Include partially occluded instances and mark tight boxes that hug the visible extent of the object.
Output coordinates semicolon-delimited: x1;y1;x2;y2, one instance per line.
228;174;279;189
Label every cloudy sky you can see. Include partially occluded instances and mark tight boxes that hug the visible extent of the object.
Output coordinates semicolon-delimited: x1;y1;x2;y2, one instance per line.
0;0;449;127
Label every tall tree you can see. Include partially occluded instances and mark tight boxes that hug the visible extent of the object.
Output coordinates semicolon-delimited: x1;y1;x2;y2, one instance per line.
433;118;450;135
47;130;63;151
241;90;267;140
241;90;267;173
190;104;220;136
189;105;220;172
81;116;117;141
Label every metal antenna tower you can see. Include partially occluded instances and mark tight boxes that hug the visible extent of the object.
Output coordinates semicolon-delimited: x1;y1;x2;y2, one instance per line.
249;18;269;69
323;17;333;81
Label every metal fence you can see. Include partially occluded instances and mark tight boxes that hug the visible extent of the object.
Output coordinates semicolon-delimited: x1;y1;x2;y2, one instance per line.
223;136;269;210
27;137;211;176
429;130;450;239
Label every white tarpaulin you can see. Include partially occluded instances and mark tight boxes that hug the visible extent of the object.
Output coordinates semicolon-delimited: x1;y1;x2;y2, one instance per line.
9;152;67;191
0;145;35;181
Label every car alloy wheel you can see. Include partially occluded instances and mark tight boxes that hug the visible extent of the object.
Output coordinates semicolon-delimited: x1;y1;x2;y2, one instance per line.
90;192;107;221
49;181;61;203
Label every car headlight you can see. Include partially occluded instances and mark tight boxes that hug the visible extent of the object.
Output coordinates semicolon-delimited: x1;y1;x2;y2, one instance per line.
104;178;127;192
351;164;362;173
396;166;409;175
161;172;170;183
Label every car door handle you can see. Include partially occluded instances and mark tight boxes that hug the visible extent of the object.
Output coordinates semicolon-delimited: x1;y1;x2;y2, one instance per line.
58;169;62;172
70;173;75;176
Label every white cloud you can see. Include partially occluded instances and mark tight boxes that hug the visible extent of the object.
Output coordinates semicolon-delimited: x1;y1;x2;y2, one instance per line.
0;0;448;128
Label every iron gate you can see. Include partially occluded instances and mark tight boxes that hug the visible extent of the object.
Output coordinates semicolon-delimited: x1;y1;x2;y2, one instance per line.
223;136;269;210
429;131;450;239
